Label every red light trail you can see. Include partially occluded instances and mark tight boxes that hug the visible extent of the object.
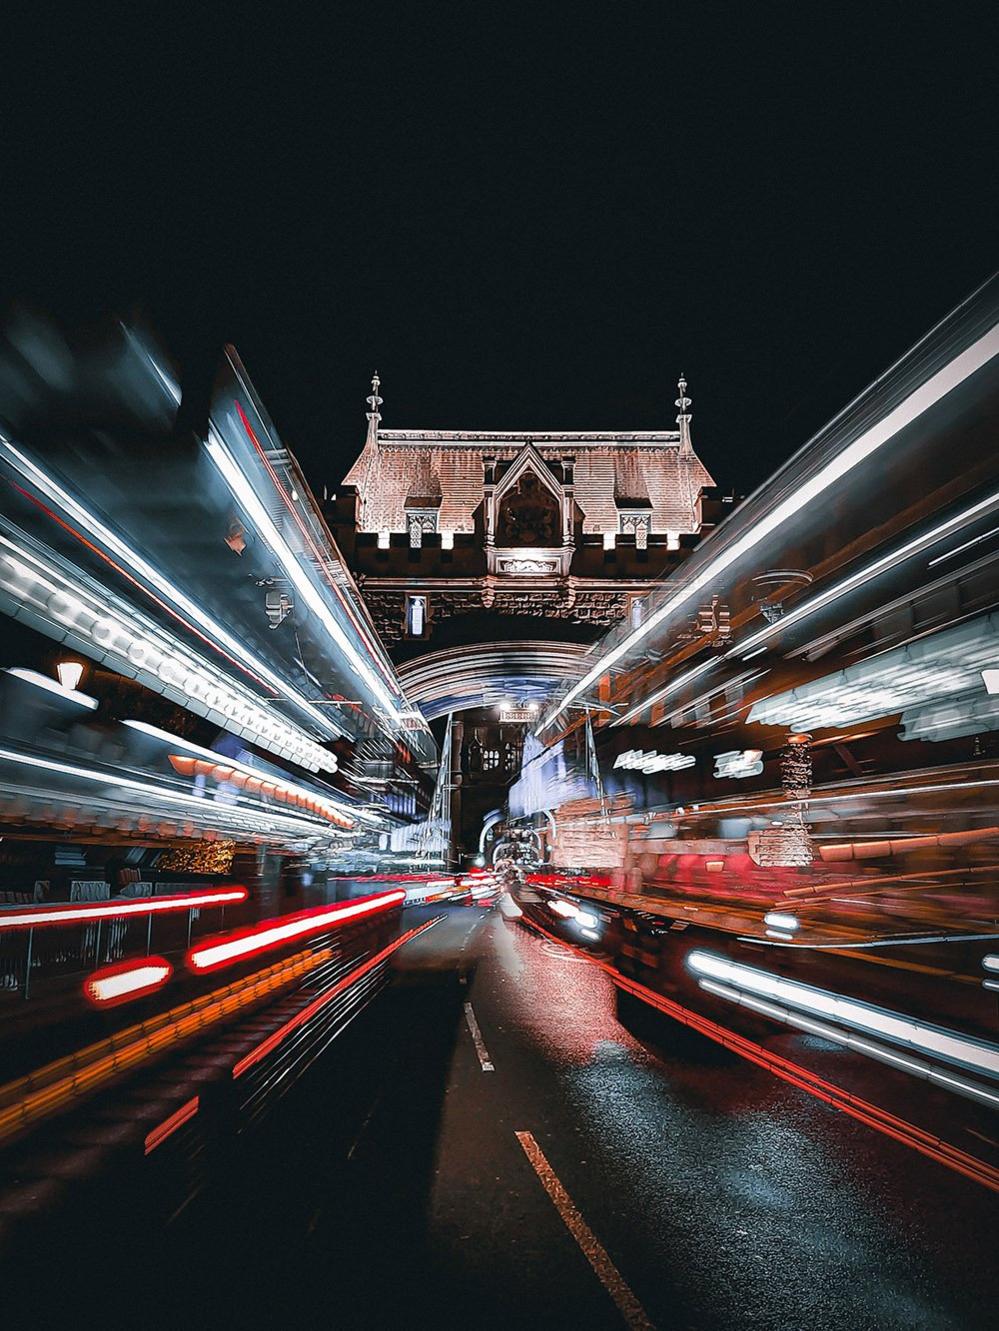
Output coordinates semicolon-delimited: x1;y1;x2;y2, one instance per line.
84;956;173;1007
186;889;406;973
144;1096;200;1154
231;916;441;1078
520;914;999;1195
0;885;247;930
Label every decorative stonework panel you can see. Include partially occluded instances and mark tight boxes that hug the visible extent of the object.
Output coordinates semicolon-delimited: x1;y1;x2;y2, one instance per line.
360;584;628;640
619;510;650;549
363;592;407;642
495;556;560;575
428;592;482;622
406;509;439;548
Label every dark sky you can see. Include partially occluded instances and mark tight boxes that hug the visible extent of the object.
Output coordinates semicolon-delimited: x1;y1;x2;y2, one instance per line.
4;4;996;497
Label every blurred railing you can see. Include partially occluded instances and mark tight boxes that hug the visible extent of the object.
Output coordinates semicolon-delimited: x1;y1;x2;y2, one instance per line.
0;884;252;1000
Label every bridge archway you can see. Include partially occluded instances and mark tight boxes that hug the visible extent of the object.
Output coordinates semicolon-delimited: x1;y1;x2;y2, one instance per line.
396;640;587;721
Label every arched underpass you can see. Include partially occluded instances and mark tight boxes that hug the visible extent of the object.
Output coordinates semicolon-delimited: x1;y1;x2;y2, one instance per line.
396;639;586;722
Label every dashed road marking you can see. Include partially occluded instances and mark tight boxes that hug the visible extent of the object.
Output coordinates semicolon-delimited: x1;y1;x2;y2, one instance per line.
515;1130;655;1330
463;1002;494;1071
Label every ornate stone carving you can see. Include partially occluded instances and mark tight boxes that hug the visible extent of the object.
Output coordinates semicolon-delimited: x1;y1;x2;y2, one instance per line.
362;591;406;642
406;509;438;548
496;557;560;575
360;584;628;641
496;471;561;546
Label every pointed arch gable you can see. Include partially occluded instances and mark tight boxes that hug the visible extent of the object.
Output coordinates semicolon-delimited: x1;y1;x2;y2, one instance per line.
492;443;565;505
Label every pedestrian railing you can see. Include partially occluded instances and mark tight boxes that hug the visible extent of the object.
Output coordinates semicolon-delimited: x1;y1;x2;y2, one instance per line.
0;884;249;1000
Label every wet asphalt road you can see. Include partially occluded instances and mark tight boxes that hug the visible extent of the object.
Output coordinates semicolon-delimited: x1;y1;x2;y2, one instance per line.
55;904;999;1329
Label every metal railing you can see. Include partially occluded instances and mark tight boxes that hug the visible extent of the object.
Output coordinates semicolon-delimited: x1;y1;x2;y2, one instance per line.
0;884;251;1000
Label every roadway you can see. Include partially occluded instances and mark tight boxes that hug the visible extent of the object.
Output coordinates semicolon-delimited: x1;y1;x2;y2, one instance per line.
6;903;998;1328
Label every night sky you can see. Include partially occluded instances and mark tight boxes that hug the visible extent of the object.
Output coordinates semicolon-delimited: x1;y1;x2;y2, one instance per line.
4;5;996;498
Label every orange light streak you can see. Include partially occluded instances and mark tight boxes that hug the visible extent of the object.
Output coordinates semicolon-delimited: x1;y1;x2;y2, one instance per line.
0;946;332;1146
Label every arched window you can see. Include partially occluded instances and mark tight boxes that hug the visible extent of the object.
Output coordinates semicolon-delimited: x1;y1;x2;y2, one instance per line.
502;739;520;772
466;736;483;772
481;748;501;772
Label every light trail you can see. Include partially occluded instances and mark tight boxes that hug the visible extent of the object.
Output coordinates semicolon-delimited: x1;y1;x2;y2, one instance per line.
0;885;246;930
206;426;404;724
738;931;999;951
230;393;401;697
231;917;441;1077
698;979;999;1109
687;950;999;1082
0;747;335;841
144;1096;200;1155
734;486;999;657
84;957;173;1007
0;947;332;1145
123;718;358;827
0;437;347;739
0;526;337;772
186;890;406;972
6;667;97;709
539;320;999;729
519;912;999;1194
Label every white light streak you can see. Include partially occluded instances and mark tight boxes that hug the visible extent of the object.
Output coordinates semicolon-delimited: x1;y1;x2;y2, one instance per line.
1;889;244;930
610;659;716;728
207;430;403;723
541;325;999;729
0;747;336;839
928;522;999;566
0;438;346;740
699;978;999;1109
187;891;405;970
0;525;337;771
737;487;999;658
86;962;172;1003
121;719;356;822
688;951;999;1081
6;668;97;710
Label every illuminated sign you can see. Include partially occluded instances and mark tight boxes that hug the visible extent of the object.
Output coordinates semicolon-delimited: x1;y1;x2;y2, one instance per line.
614;749;695;773
714;749;764;779
500;706;539;724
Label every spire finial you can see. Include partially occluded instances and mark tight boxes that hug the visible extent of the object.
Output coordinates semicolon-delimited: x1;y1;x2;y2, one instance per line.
675;373;693;452
365;371;383;445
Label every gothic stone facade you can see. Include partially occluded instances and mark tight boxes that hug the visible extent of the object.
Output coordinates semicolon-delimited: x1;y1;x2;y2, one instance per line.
330;386;718;647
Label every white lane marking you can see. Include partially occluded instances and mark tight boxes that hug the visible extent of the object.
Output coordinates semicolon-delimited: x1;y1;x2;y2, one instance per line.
516;1131;655;1330
347;1086;384;1160
463;1002;495;1072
